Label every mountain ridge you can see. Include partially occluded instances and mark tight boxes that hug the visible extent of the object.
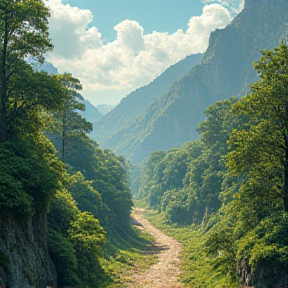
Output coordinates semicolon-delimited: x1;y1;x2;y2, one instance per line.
91;53;203;144
93;0;288;163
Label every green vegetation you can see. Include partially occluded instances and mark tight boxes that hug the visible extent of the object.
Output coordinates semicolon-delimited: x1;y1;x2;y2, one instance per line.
99;226;156;288
134;44;288;287
0;1;156;287
143;209;237;288
1;0;288;287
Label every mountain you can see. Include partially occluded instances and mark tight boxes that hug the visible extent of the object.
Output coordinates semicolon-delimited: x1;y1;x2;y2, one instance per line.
96;104;116;115
93;0;288;163
39;61;58;75
91;53;203;147
79;100;104;124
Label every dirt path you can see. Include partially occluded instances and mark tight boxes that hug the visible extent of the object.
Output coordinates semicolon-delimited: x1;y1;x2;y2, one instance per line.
126;208;184;288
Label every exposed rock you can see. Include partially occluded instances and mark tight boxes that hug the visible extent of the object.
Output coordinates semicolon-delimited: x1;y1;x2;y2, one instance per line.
0;213;57;288
238;258;288;288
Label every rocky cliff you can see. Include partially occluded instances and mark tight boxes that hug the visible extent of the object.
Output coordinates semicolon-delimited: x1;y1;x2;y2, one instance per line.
0;213;56;288
92;0;288;163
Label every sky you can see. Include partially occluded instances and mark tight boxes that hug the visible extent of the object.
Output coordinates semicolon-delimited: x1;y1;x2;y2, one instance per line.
45;0;245;105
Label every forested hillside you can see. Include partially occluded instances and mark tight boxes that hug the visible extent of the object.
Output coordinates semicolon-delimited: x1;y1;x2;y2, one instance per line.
135;43;288;287
94;0;288;163
0;1;137;287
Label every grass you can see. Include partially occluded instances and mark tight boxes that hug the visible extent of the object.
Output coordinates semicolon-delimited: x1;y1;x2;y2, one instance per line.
143;209;237;288
99;220;157;288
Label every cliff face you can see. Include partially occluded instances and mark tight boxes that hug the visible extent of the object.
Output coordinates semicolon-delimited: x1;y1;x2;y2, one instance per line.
238;258;288;288
94;0;288;163
0;213;56;288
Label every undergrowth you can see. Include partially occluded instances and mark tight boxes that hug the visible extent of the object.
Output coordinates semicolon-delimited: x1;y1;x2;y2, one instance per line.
99;220;156;288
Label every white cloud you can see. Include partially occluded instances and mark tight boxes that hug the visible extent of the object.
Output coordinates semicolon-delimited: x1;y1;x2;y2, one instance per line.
115;20;145;54
202;0;244;16
46;0;102;59
45;0;231;93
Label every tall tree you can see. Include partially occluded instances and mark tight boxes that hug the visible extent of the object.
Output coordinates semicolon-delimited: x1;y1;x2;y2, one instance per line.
0;0;52;142
228;43;288;212
54;73;92;162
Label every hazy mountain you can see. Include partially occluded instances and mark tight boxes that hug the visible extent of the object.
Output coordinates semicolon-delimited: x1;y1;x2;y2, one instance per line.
96;104;116;115
79;100;104;124
92;0;288;163
39;61;58;75
91;53;203;146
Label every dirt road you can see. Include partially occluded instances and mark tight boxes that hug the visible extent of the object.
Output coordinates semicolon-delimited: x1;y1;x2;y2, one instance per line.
126;208;184;288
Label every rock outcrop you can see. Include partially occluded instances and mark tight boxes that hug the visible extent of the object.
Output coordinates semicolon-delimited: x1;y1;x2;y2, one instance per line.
0;213;57;288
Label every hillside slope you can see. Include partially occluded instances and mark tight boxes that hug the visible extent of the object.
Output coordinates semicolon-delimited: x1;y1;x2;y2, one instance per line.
94;0;288;163
91;53;203;144
79;100;104;124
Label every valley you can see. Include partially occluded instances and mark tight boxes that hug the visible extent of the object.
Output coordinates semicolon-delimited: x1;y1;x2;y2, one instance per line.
1;0;288;287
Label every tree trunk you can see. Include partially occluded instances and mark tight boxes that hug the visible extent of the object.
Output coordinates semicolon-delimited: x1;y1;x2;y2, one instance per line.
283;161;288;212
283;138;288;212
0;91;7;143
62;118;65;162
0;16;9;143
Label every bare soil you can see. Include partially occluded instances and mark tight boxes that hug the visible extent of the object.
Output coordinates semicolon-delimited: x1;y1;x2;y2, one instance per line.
125;208;185;288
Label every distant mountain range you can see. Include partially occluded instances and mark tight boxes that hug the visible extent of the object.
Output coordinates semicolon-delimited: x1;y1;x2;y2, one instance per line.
91;0;288;163
96;104;116;115
39;61;58;75
91;53;203;153
79;100;104;125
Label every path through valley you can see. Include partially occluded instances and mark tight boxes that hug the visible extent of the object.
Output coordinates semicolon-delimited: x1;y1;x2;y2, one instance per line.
126;208;184;288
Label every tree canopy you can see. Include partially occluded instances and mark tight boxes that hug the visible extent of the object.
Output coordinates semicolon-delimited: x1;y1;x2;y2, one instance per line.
0;0;52;142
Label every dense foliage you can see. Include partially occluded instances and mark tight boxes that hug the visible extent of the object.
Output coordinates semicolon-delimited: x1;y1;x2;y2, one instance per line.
135;44;288;287
0;1;135;287
45;77;133;286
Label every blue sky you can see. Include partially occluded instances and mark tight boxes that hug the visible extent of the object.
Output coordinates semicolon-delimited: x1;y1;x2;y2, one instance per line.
46;0;244;105
65;0;204;42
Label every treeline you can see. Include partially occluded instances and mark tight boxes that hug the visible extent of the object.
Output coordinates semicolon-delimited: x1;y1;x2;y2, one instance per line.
0;1;132;287
135;44;288;287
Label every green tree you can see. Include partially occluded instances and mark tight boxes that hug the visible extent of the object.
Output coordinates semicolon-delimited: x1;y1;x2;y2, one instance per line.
68;211;106;286
7;63;67;140
65;171;107;224
227;44;288;212
0;0;52;142
53;73;92;162
47;188;79;286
